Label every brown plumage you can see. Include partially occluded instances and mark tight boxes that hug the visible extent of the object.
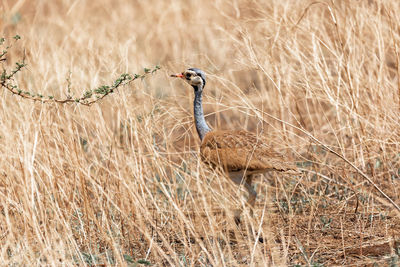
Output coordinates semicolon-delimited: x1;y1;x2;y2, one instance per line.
171;68;299;224
200;130;297;174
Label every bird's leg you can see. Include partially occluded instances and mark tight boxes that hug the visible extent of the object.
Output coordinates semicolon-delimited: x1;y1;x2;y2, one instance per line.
245;174;264;243
229;172;257;224
228;172;263;243
228;171;246;224
233;210;242;225
244;174;257;217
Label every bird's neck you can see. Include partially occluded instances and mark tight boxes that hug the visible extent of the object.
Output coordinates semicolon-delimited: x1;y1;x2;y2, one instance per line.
193;85;211;141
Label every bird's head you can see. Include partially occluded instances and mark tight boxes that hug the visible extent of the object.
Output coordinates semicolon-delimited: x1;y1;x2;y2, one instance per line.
170;68;206;92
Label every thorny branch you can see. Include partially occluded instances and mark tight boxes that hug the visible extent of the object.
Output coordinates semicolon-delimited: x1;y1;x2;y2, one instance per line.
0;36;160;106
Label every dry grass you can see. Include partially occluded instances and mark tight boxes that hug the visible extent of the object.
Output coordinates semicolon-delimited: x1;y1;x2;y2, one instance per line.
1;0;400;266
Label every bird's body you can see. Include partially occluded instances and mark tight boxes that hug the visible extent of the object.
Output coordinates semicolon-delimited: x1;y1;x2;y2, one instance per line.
171;68;298;223
200;130;296;174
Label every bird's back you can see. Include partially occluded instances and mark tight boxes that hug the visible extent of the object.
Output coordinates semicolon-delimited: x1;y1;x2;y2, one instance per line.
200;130;298;173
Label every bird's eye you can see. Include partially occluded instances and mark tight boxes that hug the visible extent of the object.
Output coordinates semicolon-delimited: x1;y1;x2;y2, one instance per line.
186;73;192;79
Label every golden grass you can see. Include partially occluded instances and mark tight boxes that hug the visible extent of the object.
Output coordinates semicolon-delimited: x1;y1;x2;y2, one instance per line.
1;0;400;265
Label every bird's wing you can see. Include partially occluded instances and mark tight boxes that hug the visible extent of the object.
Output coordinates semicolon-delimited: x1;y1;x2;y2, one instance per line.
200;130;298;173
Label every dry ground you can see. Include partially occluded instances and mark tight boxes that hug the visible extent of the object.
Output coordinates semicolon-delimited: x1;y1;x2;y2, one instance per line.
1;0;400;266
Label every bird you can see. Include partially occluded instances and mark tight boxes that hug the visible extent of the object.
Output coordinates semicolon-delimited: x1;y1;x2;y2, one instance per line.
171;67;299;224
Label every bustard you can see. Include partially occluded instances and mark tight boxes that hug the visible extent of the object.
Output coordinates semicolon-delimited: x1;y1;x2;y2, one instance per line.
171;68;298;224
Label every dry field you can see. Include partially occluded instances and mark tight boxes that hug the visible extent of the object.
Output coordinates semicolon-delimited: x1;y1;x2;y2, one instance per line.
1;0;400;266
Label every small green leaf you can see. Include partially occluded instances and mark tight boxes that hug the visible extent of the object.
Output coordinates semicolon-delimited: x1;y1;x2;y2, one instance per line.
152;65;161;73
123;254;134;263
94;85;110;94
0;70;6;80
83;90;93;98
136;259;151;265
16;62;25;68
13;35;21;40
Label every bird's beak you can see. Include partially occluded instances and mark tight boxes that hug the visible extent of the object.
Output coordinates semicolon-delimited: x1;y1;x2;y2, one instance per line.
170;73;184;78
